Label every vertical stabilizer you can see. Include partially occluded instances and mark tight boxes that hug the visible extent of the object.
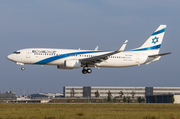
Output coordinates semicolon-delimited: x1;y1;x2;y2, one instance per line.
131;25;167;55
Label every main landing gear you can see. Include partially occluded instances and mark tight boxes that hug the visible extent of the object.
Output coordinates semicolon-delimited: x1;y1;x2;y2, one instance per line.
82;67;92;74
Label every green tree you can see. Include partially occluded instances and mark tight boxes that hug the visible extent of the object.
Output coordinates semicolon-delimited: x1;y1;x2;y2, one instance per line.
123;96;126;103
95;90;100;98
131;91;136;99
127;97;131;103
171;96;175;103
153;96;157;103
113;97;116;103
141;97;146;103
71;89;75;98
119;91;123;98
107;91;112;102
138;97;142;103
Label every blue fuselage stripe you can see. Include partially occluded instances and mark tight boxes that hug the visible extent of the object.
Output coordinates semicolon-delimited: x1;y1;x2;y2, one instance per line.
34;51;107;64
130;44;161;51
34;44;161;64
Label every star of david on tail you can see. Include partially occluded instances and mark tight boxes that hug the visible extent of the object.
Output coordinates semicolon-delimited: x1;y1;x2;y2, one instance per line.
130;25;166;55
152;37;159;44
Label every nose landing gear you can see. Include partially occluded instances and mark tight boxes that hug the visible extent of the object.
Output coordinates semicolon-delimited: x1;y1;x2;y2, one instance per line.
21;67;25;71
16;63;25;71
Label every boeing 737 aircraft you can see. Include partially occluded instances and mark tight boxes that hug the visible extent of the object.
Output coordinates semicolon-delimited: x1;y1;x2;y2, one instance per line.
7;25;171;74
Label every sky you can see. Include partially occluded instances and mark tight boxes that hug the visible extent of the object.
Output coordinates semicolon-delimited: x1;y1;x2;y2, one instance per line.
1;0;180;95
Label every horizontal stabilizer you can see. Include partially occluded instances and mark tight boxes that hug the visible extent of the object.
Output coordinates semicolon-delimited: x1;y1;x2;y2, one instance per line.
148;52;172;57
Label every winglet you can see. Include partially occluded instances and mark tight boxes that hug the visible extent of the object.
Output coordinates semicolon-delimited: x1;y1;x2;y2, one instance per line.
94;46;99;51
118;40;128;52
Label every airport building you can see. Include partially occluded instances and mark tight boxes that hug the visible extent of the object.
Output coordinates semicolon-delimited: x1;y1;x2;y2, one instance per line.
30;93;63;99
64;86;180;99
146;95;180;103
0;91;16;100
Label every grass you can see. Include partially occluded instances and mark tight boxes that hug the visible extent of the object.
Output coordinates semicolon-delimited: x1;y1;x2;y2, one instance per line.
0;104;180;119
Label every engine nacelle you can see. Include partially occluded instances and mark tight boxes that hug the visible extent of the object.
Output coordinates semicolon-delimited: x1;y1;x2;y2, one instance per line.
57;65;73;69
64;60;81;68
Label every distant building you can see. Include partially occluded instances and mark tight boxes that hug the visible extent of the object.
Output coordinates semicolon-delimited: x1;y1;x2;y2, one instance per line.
64;86;145;98
30;93;49;99
64;87;84;98
146;95;180;103
153;87;180;95
30;93;63;99
64;86;180;99
43;93;63;98
0;91;16;100
17;95;31;100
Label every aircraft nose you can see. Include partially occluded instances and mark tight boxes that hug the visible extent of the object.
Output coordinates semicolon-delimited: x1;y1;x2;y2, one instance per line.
7;54;14;61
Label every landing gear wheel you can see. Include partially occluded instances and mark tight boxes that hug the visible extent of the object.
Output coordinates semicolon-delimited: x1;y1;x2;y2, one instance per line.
87;68;92;73
21;67;25;71
82;69;87;74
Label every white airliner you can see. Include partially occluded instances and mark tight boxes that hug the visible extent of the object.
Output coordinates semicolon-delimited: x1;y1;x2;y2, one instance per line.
7;25;171;74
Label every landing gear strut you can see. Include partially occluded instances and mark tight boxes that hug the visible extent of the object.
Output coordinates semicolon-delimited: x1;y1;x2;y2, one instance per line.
82;67;92;74
16;63;25;71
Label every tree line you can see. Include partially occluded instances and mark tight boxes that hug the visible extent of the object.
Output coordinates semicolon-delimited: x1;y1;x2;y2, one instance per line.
71;90;175;103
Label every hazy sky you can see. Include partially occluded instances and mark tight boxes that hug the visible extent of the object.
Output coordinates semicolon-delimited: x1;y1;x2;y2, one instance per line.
1;0;180;95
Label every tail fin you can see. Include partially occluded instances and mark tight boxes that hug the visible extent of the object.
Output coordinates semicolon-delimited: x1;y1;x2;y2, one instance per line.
131;25;167;55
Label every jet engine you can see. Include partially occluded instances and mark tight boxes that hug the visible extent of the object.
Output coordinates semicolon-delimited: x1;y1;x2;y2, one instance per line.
57;60;81;69
57;65;73;69
64;60;81;68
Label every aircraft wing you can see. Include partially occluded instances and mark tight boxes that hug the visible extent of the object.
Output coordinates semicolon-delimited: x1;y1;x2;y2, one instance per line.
80;40;128;65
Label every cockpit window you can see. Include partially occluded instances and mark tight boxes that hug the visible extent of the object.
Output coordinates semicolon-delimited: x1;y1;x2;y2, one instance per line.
13;52;21;54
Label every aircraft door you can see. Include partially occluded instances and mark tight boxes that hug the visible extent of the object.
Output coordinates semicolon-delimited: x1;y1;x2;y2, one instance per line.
26;50;31;58
136;54;140;64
